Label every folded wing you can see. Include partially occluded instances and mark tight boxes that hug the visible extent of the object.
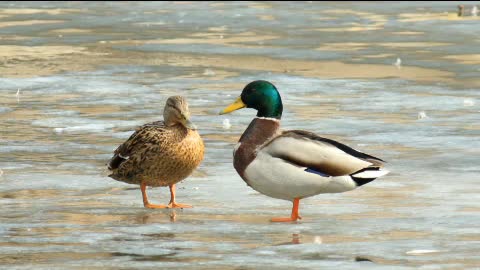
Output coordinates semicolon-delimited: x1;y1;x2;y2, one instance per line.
108;121;166;171
263;130;386;177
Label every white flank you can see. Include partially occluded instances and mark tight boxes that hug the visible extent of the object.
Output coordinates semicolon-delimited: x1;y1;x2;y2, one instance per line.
352;168;390;179
244;151;357;201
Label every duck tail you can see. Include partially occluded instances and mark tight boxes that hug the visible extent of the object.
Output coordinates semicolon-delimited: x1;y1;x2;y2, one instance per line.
350;167;390;186
107;154;129;170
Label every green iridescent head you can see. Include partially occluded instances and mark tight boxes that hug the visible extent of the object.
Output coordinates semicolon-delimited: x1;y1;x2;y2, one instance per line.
220;80;283;119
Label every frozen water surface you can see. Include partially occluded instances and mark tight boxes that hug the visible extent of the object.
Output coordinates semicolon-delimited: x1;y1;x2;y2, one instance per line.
0;1;479;269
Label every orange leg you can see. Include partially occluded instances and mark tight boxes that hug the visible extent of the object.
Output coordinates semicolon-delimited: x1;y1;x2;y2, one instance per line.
167;184;192;209
271;198;302;222
141;182;168;209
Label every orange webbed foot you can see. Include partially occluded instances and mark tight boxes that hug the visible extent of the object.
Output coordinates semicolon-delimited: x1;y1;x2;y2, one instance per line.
167;202;192;209
166;185;192;208
144;203;169;209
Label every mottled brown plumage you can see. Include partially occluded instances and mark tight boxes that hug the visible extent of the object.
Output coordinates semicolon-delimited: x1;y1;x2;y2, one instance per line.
108;96;204;208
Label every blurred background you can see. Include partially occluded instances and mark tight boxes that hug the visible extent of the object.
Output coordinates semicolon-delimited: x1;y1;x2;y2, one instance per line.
0;1;479;269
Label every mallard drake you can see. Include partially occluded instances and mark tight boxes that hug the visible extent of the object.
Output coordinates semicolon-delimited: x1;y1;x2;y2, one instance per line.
108;96;204;209
220;80;389;222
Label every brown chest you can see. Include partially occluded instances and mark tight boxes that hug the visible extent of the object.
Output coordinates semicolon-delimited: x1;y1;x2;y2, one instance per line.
233;118;280;179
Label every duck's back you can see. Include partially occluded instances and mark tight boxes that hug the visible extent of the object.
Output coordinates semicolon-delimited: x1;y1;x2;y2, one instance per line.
108;121;204;187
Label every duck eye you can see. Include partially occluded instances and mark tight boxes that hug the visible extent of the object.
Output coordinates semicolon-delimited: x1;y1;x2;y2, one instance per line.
250;88;256;93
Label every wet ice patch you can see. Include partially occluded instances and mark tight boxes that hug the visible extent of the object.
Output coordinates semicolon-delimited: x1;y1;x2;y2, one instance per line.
0;162;34;170
42;109;79;116
0;69;153;97
463;98;475;107
35;117;115;132
32;117;140;134
53;125;111;134
0;173;120;190
110;131;135;139
0;107;12;114
203;68;216;76
0;144;64;154
291;116;386;136
343;91;469;113
406;249;442;255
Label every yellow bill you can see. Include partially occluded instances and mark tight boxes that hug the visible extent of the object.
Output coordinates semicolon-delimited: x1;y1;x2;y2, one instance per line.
219;96;246;115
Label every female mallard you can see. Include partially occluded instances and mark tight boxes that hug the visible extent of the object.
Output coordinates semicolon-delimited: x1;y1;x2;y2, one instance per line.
108;96;204;209
220;80;389;222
